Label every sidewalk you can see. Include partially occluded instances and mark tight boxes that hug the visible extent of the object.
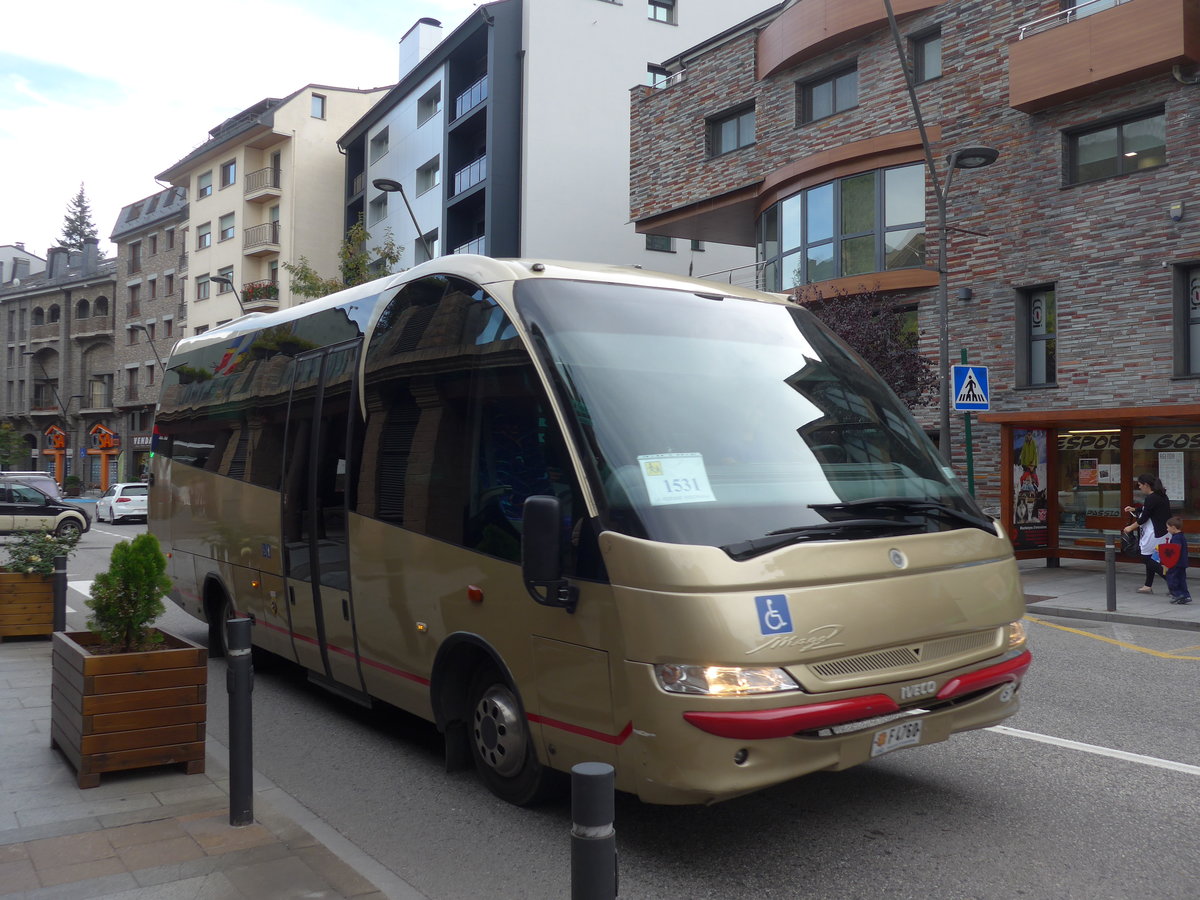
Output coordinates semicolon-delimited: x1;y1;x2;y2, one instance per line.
0;638;422;900
1020;558;1200;631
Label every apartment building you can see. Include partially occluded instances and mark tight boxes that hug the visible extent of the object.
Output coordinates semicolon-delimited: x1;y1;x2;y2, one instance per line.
0;240;118;486
0;244;46;284
629;0;1200;565
339;0;780;278
156;84;390;335
108;187;189;481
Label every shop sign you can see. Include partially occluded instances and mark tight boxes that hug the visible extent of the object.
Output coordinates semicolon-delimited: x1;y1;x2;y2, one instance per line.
1057;431;1200;451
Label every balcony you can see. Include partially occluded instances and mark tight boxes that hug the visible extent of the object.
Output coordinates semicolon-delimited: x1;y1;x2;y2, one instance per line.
351;171;365;196
453;155;487;196
242;279;280;312
453;236;486;256
243;222;281;257
1009;0;1200;112
455;75;488;120
245;167;283;203
72;312;114;340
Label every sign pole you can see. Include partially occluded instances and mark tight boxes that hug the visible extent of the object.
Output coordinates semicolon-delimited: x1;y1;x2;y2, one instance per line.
961;350;975;496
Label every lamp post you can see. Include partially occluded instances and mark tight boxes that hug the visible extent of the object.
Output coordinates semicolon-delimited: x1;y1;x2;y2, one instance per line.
128;323;166;371
882;0;999;461
209;276;246;315
372;178;434;261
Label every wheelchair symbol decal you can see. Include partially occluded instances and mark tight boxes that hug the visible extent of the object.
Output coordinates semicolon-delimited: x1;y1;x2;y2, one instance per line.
755;594;794;635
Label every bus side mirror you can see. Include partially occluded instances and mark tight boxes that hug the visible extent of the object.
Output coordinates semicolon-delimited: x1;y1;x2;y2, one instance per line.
522;495;577;613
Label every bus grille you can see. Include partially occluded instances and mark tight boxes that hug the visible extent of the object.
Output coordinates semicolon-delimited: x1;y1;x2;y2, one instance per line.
805;630;1001;684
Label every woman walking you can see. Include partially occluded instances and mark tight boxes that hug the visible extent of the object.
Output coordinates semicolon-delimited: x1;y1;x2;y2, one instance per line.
1123;473;1171;594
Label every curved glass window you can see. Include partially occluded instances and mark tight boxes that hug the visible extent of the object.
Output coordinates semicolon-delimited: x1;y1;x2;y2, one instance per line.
516;279;984;557
758;163;925;291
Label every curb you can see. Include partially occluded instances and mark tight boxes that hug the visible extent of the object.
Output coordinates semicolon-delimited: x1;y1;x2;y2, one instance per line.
1025;603;1200;632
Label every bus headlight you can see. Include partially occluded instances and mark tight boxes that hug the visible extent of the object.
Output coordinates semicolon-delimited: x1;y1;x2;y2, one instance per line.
1008;620;1028;650
654;664;800;695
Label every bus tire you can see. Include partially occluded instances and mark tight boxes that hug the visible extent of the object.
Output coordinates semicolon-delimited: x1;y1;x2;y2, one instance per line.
467;664;557;806
206;591;234;659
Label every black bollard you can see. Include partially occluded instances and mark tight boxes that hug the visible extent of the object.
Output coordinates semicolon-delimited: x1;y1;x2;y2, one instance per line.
1105;537;1117;612
52;555;66;632
226;618;254;826
571;762;618;900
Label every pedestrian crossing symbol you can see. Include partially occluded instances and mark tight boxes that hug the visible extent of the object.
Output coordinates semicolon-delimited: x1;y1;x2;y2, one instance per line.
952;365;989;411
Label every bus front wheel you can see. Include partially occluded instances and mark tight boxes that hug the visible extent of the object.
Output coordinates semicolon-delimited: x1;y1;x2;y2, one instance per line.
467;665;557;806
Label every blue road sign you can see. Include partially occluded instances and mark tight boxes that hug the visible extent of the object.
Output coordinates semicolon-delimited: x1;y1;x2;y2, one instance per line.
952;365;989;411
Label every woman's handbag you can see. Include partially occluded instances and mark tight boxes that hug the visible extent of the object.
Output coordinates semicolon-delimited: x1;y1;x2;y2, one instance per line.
1119;527;1139;554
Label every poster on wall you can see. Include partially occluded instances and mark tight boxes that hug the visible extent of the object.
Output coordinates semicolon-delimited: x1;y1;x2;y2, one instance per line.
1013;428;1049;550
1159;451;1185;503
1078;459;1098;487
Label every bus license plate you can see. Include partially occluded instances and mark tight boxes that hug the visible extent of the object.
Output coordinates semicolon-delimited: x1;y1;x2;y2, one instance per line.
870;720;923;757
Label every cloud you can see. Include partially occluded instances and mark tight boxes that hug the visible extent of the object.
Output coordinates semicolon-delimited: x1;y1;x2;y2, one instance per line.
0;0;482;256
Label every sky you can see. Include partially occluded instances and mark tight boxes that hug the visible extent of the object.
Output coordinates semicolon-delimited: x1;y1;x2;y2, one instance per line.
0;0;485;260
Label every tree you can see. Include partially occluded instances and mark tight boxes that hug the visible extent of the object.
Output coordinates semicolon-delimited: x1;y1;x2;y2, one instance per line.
86;533;170;653
0;423;25;470
59;183;99;251
794;283;938;409
283;217;403;299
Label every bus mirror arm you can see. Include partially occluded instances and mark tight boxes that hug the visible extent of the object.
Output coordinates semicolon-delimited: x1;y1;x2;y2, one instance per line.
522;495;578;614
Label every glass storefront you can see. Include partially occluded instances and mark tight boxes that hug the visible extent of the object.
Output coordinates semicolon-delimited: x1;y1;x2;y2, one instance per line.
1056;428;1122;530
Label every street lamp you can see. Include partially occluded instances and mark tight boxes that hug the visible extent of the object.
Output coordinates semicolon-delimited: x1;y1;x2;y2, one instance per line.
372;178;435;261
128;323;166;371
209;276;246;315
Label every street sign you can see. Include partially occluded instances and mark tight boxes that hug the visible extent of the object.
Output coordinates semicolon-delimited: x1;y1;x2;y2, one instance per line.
952;365;989;411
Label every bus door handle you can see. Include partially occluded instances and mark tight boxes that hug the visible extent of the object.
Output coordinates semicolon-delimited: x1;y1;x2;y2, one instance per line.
289;586;296;606
342;598;350;621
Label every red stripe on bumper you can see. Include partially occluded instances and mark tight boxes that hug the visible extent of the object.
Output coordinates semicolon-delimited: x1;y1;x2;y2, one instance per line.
936;649;1032;701
683;694;900;740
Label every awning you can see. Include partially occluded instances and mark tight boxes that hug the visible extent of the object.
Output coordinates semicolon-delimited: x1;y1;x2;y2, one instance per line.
979;404;1200;429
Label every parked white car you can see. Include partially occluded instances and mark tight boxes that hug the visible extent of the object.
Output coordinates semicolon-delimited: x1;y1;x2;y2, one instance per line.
96;483;149;524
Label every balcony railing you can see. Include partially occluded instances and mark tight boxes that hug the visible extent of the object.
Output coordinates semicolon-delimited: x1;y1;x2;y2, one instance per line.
455;75;488;119
453;155;487;195
352;171;365;196
244;166;282;197
244;222;281;254
453;236;486;256
1018;0;1130;38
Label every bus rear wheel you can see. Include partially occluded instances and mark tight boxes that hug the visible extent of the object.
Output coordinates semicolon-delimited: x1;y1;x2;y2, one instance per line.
207;592;234;659
467;665;557;806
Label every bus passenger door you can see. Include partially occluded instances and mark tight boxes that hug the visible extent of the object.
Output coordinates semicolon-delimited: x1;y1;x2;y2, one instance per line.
280;342;367;695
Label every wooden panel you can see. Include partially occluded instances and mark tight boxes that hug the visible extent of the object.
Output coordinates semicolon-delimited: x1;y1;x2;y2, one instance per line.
88;666;207;694
81;723;203;755
81;685;204;716
86;704;206;735
81;742;206;776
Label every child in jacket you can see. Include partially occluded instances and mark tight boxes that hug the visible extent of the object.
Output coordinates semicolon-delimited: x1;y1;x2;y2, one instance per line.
1163;517;1191;605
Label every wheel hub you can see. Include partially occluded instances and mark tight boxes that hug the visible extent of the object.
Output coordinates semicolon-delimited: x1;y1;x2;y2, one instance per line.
472;684;526;778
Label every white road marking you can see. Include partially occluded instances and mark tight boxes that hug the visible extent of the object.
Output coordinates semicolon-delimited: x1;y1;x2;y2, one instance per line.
988;725;1200;777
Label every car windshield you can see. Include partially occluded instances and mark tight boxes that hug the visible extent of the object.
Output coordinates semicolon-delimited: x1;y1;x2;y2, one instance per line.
515;278;984;555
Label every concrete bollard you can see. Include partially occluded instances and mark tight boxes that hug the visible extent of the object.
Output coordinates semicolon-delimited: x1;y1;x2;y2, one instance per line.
571;762;618;899
52;555;66;632
1106;537;1117;612
226;618;254;826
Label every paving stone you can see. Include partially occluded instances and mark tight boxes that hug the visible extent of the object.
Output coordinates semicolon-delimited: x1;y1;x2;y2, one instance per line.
25;829;116;869
224;854;340;900
36;854;128;888
116;834;207;871
105;818;188;849
0;856;39;894
178;811;277;856
296;843;382;897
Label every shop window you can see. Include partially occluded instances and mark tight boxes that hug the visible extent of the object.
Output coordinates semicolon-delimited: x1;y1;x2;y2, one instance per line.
1017;286;1056;386
1176;265;1200;376
1066;109;1165;185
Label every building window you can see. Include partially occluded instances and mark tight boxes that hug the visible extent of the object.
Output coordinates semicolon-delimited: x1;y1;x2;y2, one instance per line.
415;230;439;264
220;159;236;188
648;0;675;23
369;127;390;163
799;65;858;124
912;29;941;83
1070;0;1119;19
196;275;210;301
164;318;174;338
197;222;211;249
146;364;156;387
219;213;235;242
416;157;441;195
148;277;157;300
165;228;175;250
216;266;234;293
417;83;442;125
128;242;141;274
647;65;670;88
691;240;705;252
165;273;175;296
148;234;157;256
646;234;674;252
197;171;213;198
708;105;755;157
1066;109;1166;184
128;284;141;317
1021;287;1057;386
311;93;326;119
1176;265;1200;376
758;163;925;289
369;192;387;225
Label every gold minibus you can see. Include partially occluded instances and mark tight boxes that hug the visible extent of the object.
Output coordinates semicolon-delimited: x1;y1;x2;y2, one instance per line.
149;257;1030;805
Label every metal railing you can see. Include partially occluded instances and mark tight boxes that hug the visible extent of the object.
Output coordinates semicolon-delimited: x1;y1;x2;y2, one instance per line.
243;222;281;251
453;155;487;195
453;236;486;256
650;70;686;90
696;259;773;291
352;171;365;196
455;75;488;119
244;167;282;194
1018;0;1128;39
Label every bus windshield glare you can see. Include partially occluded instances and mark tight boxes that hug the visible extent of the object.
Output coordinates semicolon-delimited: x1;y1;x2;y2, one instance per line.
516;279;986;556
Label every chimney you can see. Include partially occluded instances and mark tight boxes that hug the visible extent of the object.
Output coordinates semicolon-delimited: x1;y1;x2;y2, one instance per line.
83;237;100;272
12;257;30;281
399;17;443;80
14;242;24;251
48;247;69;278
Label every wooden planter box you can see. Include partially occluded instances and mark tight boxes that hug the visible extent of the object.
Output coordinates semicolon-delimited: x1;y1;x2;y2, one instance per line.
0;570;54;640
50;630;207;788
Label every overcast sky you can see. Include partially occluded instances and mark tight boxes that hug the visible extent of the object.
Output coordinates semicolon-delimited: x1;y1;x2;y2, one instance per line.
0;0;484;259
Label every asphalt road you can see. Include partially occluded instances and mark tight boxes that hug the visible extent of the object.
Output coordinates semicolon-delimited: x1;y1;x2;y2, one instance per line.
52;522;1200;899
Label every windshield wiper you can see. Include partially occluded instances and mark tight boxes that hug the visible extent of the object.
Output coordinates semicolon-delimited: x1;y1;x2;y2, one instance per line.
808;497;995;532
722;519;924;560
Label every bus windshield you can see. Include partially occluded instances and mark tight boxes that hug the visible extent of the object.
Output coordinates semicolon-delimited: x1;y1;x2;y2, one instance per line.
515;278;986;555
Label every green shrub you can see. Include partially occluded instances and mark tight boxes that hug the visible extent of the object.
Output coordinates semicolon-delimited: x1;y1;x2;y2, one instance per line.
86;533;171;652
3;529;79;576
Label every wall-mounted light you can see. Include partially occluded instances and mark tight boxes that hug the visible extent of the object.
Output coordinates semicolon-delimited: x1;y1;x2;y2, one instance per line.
956;287;973;302
1170;201;1185;222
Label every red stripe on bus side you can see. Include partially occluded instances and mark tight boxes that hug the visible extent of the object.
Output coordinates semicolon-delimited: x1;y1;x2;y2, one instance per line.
257;620;431;686
527;714;633;746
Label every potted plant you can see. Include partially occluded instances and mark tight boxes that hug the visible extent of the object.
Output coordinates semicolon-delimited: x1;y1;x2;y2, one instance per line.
0;530;76;640
50;533;208;788
62;474;82;497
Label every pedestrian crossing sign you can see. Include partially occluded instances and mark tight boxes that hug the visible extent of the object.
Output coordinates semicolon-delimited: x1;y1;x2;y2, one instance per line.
952;365;989;411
